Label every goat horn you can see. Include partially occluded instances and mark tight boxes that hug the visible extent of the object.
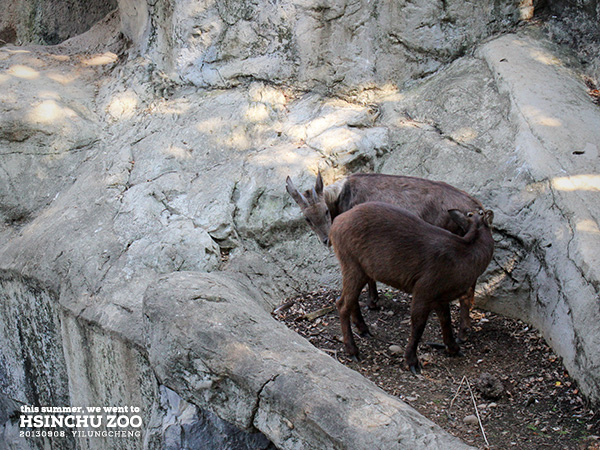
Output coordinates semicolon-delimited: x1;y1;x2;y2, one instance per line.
311;187;319;202
286;176;309;207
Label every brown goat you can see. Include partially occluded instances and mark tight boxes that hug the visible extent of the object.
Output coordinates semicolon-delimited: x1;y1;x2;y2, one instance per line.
286;172;492;342
329;202;494;373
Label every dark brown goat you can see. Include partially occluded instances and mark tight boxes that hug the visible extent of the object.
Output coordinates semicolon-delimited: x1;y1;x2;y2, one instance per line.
329;202;494;373
286;172;493;341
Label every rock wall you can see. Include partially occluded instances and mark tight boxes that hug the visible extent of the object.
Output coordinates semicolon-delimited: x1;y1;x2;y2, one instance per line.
541;2;600;84
477;33;600;399
543;0;599;19
0;273;73;450
0;0;118;45
1;1;600;449
119;0;523;91
0;273;273;450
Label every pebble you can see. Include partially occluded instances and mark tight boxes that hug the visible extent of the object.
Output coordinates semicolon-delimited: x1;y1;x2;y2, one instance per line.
389;345;403;354
463;415;478;425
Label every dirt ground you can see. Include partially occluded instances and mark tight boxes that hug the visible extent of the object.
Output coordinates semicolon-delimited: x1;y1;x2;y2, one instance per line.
274;288;600;450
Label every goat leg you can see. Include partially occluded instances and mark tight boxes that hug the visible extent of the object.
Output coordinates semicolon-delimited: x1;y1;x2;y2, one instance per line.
435;303;461;356
457;284;475;343
337;270;368;358
336;295;359;358
404;300;431;374
366;279;379;310
352;305;371;337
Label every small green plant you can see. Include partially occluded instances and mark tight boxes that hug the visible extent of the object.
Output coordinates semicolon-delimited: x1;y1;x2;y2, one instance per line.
382;291;395;300
526;424;550;438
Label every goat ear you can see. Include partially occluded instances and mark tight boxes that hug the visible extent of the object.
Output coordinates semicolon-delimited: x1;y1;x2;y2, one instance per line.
448;209;469;234
484;210;494;227
286;176;308;207
315;171;324;195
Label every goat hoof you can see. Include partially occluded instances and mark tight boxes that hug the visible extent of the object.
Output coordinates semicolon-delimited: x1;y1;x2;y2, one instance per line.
366;303;380;311
409;364;421;376
457;329;471;344
445;346;462;357
357;328;372;338
348;354;361;363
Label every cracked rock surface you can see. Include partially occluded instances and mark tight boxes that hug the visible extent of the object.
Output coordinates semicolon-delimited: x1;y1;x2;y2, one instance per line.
478;31;600;400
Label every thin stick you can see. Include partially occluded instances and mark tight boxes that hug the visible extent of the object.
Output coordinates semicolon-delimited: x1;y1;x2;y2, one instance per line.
273;300;295;314
304;305;335;321
319;348;338;360
449;375;467;410
465;377;490;448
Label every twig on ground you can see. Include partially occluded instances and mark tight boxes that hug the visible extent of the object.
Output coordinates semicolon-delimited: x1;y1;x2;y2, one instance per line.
319;348;338;359
449;376;490;448
466;376;490;448
304;305;335;321
273;300;295;314
450;376;467;410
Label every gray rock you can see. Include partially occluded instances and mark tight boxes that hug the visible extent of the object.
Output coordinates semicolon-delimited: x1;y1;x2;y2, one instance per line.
476;33;600;400
463;415;479;426
389;345;403;355
144;386;273;450
0;0;117;45
130;0;523;92
144;271;472;449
